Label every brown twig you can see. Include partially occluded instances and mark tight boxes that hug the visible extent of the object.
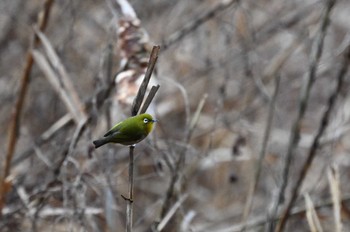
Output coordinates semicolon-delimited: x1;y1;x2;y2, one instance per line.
0;0;54;217
275;42;348;232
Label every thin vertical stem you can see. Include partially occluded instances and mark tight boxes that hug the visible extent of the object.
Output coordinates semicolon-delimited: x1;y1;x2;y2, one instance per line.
267;0;336;230
126;145;135;232
241;75;281;229
275;44;349;232
123;45;159;231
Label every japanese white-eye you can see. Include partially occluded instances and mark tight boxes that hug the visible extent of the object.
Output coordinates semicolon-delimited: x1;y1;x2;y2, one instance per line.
93;113;156;148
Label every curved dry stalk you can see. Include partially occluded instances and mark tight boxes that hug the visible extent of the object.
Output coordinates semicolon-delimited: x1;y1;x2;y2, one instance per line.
0;0;54;217
33;28;88;122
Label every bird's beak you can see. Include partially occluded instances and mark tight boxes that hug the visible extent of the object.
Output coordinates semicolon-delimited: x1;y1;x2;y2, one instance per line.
152;119;157;123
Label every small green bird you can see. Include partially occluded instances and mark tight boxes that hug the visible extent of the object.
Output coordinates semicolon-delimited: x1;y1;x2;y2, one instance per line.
93;113;157;148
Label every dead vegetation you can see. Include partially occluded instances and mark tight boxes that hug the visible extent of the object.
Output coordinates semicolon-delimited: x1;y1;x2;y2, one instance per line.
1;0;350;231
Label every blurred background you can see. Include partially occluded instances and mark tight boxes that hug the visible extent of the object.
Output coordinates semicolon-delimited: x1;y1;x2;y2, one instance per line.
1;0;350;231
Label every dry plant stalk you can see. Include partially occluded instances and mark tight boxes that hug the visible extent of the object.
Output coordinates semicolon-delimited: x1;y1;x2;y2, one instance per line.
131;46;160;116
158;94;207;229
275;43;349;232
157;194;188;231
32;50;83;123
33;28;87;123
214;194;350;232
30;26;89;201
0;0;54;217
268;0;337;230
11;53;121;168
304;193;324;232
241;75;281;228
140;85;161;114
327;166;342;232
125;145;135;232
124;45;160;232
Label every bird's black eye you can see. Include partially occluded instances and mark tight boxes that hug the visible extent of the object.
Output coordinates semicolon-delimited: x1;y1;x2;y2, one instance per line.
143;118;149;124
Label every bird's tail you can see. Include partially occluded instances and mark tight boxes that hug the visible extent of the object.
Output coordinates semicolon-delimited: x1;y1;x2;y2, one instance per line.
93;139;108;149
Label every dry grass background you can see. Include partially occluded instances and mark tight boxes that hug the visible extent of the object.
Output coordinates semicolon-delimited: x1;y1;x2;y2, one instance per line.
1;0;350;231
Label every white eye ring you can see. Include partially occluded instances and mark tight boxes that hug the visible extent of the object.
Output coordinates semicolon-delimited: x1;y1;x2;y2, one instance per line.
143;118;149;124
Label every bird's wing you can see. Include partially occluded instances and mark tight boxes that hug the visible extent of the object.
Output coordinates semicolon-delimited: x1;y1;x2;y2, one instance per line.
104;121;123;137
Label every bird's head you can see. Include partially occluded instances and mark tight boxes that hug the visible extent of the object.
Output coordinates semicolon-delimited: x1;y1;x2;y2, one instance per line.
139;113;157;134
